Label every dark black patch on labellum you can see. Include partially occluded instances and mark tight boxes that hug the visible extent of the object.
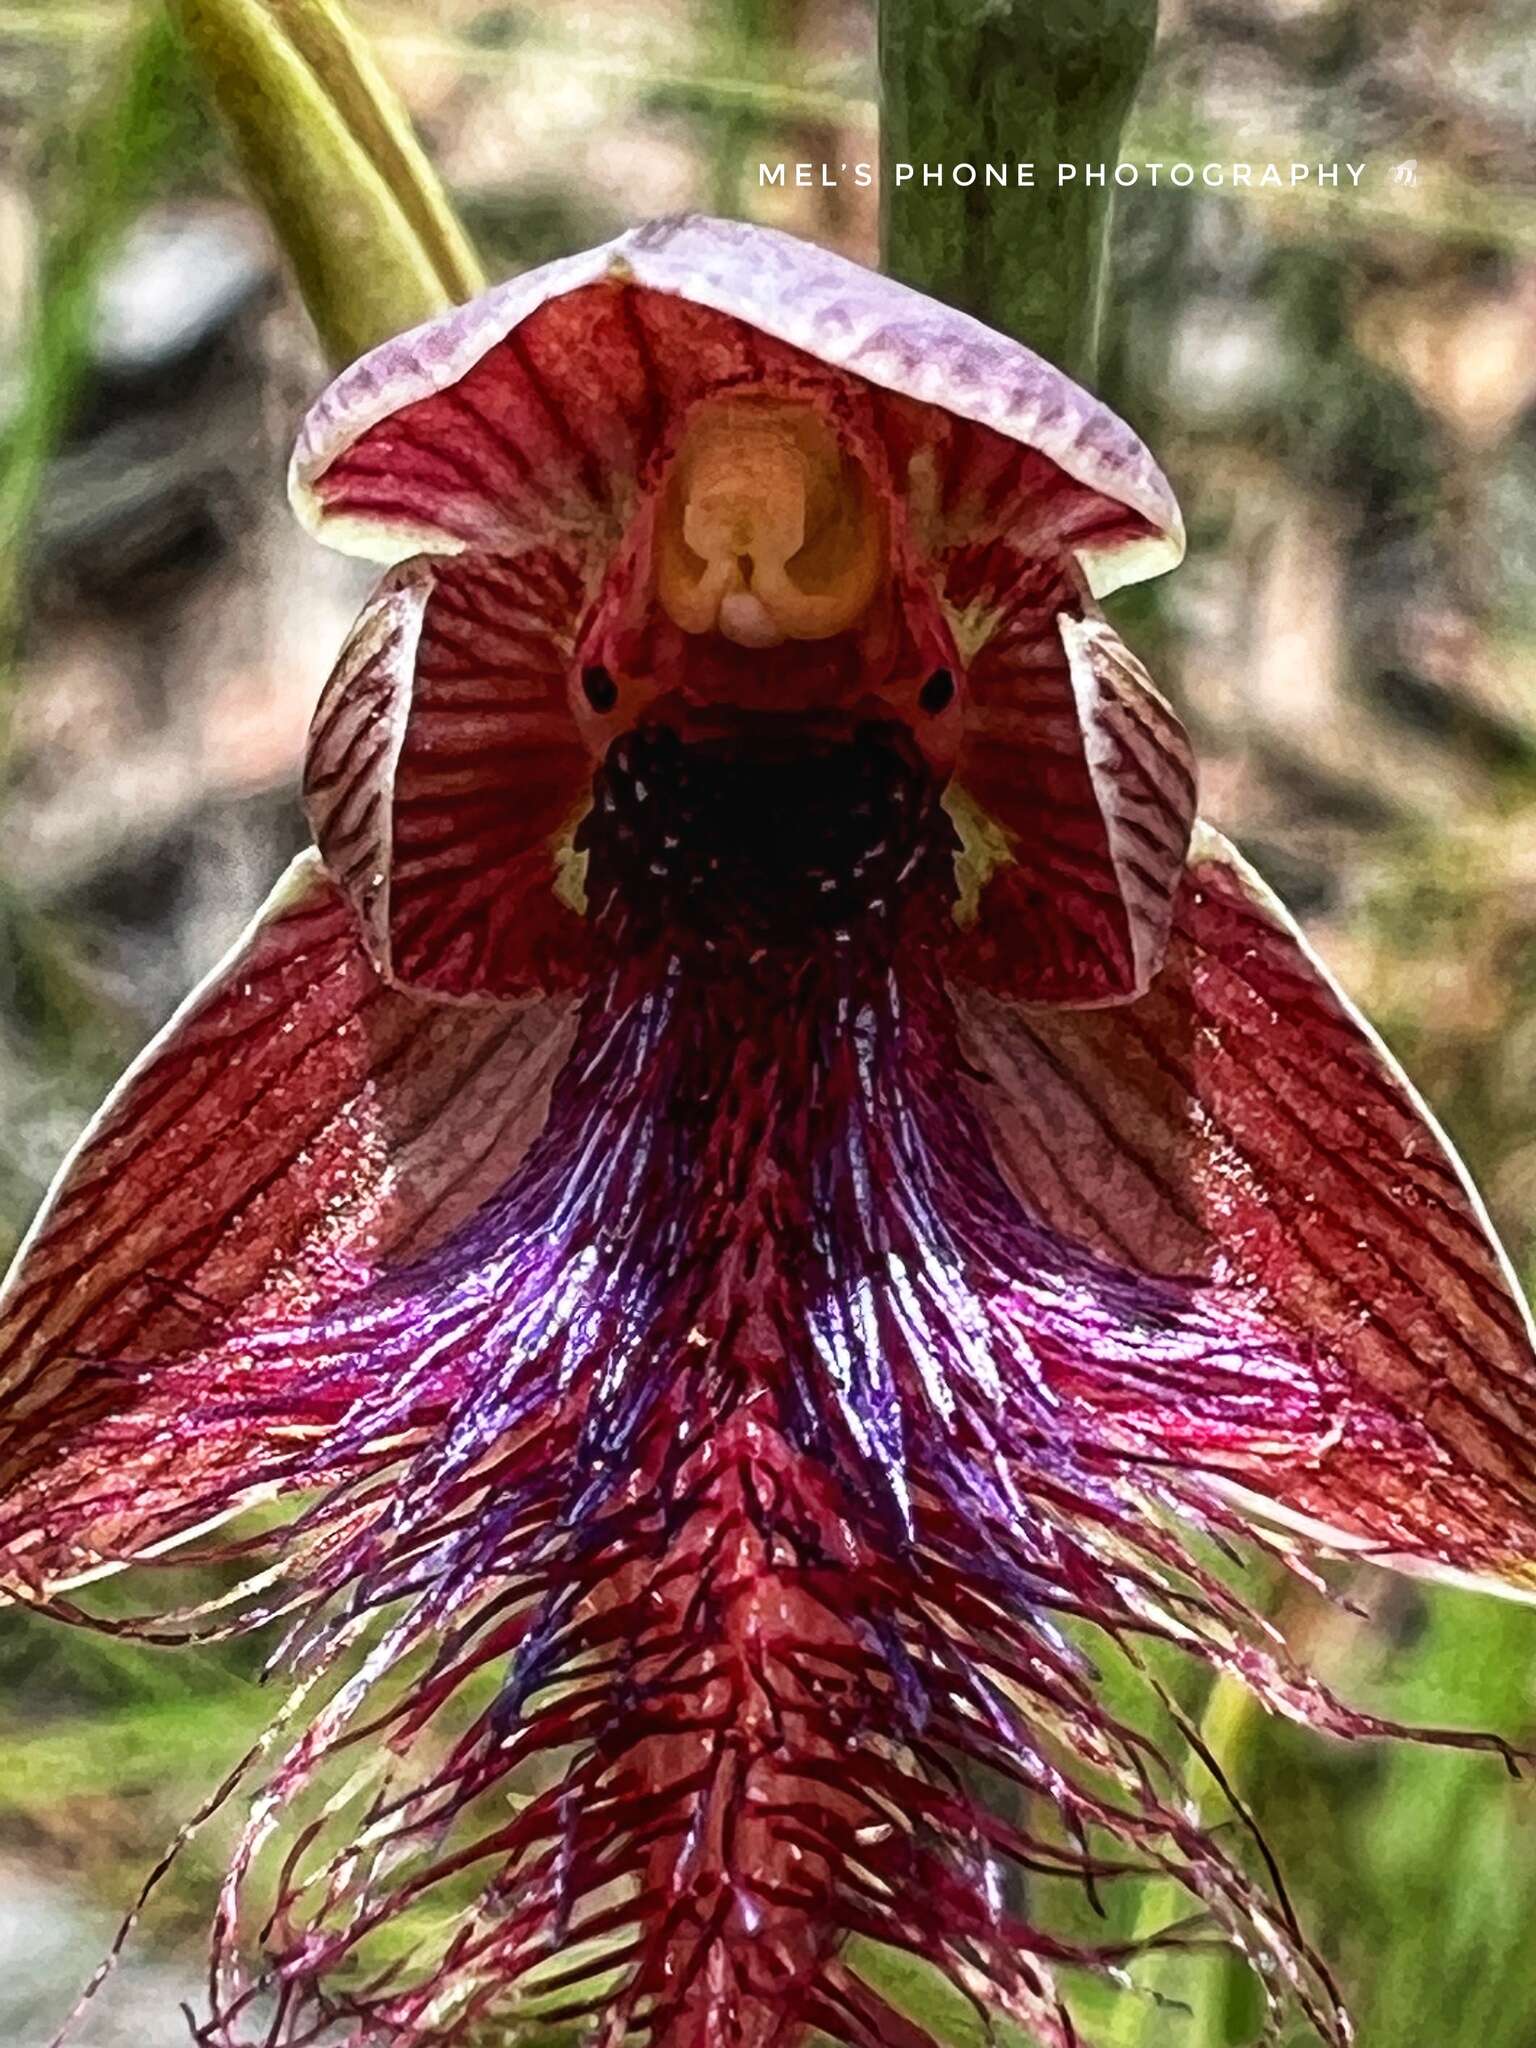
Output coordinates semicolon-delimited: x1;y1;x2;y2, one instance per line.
579;723;955;947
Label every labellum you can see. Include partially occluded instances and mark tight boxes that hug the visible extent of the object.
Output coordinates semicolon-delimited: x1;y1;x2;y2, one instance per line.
3;216;1535;2048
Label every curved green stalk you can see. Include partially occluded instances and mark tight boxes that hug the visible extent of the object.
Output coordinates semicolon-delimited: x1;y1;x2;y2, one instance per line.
168;0;484;369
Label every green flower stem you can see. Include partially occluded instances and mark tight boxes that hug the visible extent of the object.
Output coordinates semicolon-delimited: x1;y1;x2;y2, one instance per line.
169;0;483;369
251;0;482;302
878;0;1159;380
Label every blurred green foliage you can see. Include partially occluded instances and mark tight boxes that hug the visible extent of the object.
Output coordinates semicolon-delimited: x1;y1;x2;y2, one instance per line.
0;11;207;675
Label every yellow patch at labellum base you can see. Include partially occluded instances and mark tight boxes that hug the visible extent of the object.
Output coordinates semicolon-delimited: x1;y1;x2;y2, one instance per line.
656;399;885;648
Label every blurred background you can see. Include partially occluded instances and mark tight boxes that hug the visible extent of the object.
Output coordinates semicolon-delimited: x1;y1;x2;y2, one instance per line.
0;0;1534;2041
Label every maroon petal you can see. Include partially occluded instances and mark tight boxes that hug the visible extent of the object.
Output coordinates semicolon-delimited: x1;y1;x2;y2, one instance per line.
946;603;1197;1004
69;752;1353;2045
0;855;577;1587
952;822;1536;1592
303;552;592;996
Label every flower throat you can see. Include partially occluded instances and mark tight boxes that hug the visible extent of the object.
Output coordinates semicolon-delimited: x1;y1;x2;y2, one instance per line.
576;720;958;956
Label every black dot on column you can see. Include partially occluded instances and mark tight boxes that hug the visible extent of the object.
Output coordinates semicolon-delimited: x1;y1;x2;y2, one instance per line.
919;668;955;715
581;665;619;713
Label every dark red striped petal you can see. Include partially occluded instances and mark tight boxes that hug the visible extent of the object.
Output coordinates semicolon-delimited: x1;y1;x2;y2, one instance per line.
0;854;578;1588
289;219;1193;1022
303;551;593;998
946;597;1197;1005
952;822;1536;1592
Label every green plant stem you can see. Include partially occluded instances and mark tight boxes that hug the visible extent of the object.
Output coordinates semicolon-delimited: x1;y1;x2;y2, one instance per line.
256;0;482;301
169;0;484;371
878;0;1159;380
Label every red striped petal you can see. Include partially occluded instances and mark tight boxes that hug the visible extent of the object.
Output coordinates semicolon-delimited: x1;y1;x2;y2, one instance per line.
0;854;577;1587
952;823;1536;1592
947;599;1196;1004
304;552;593;997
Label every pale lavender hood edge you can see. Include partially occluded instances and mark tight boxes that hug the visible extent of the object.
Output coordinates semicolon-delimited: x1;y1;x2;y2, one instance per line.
288;214;1185;600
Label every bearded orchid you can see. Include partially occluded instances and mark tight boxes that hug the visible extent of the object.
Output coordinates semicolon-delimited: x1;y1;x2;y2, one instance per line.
3;215;1535;2048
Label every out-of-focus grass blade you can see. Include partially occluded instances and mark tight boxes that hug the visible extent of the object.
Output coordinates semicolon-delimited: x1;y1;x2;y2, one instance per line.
1123;1573;1536;2048
0;8;203;680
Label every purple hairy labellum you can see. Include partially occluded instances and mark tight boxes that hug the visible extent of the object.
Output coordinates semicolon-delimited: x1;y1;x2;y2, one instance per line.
1;216;1534;2048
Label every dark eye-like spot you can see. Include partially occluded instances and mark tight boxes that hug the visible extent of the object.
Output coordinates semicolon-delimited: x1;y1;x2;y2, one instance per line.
919;668;955;716
581;664;619;713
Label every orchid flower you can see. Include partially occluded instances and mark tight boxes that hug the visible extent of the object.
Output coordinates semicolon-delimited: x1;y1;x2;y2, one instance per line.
3;215;1535;2048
